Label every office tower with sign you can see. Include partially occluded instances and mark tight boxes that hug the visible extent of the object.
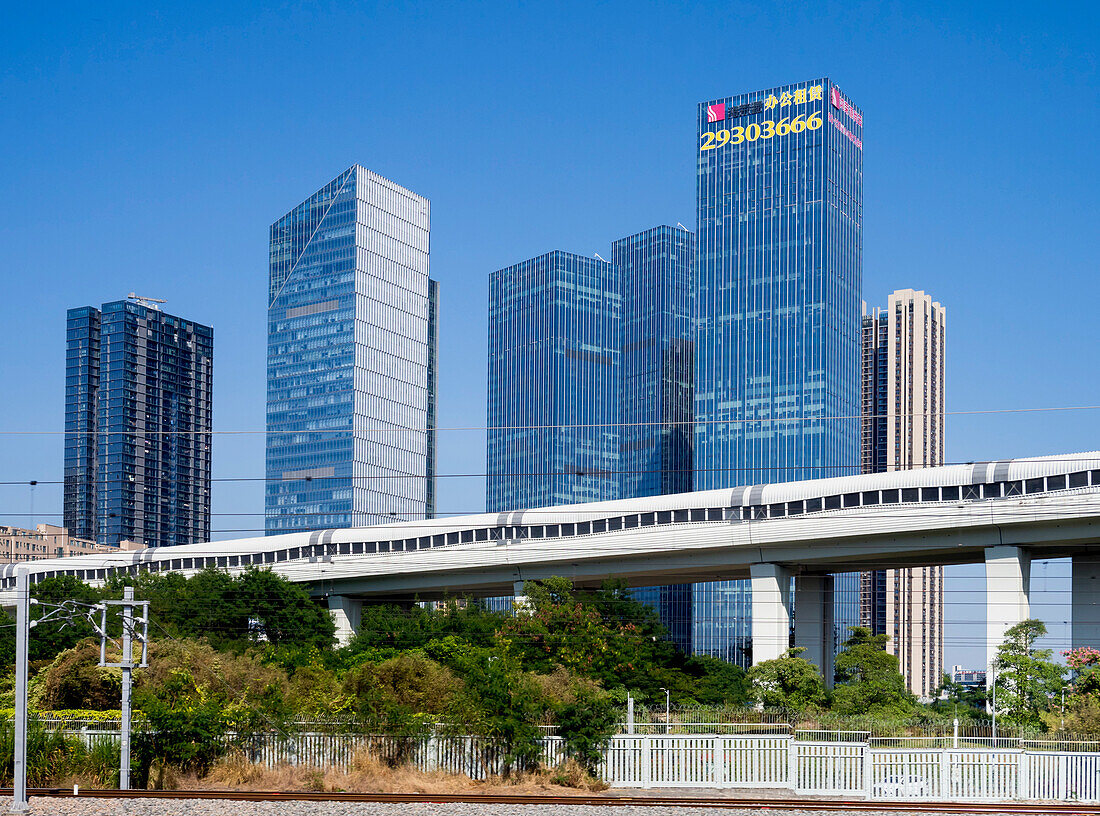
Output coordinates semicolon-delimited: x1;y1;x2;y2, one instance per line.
64;298;213;547
614;226;696;654
693;79;864;665
861;289;947;698
486;251;621;512
266;166;437;533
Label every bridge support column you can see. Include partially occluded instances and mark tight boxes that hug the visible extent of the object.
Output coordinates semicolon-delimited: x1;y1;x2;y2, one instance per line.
985;545;1031;676
328;595;362;647
512;579;530;613
1072;553;1100;648
795;574;835;687
751;563;792;665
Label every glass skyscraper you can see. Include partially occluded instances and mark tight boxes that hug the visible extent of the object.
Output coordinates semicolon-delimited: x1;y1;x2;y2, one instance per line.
695;78;862;487
693;79;864;666
613;226;696;654
486;232;700;652
615;226;695;499
266;166;437;533
486;251;621;512
64;298;213;547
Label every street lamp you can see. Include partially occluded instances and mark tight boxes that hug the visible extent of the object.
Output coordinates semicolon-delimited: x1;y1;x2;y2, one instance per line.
659;687;670;735
990;660;998;747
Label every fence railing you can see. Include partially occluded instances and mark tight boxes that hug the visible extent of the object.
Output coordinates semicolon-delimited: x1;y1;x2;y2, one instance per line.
607;705;1100;745
53;726;1100;802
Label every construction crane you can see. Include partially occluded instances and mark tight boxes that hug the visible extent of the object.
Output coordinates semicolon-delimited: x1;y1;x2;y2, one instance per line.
126;292;166;310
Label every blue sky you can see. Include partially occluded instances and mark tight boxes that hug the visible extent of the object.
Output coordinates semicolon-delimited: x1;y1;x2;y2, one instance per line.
1;1;1097;667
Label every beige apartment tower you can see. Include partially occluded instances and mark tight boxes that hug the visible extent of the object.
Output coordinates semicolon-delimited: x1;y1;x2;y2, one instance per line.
861;289;946;699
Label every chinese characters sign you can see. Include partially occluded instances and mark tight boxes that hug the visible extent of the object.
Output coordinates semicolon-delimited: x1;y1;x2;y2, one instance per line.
763;85;822;110
830;86;862;127
700;111;823;150
700;83;861;153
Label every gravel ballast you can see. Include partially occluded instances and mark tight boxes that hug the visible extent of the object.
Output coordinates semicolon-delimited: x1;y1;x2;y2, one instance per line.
21;798;1004;816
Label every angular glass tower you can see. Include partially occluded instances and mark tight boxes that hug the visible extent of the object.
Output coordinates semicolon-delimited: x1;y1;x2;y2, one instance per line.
486;251;621;512
64;299;213;547
613;226;696;654
266;166;437;533
693;79;864;666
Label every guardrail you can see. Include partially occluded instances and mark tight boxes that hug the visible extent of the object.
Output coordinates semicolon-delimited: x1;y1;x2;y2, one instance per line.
49;726;1100;801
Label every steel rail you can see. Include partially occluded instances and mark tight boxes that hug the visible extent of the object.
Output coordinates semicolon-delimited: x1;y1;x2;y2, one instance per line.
5;789;1099;814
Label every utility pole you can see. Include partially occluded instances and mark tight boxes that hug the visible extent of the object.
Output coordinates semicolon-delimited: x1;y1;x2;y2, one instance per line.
97;587;149;789
120;587;134;789
7;572;147;810
11;567;29;813
659;687;670;735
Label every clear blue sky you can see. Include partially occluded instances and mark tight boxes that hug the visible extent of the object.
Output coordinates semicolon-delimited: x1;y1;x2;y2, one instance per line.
1;1;1097;668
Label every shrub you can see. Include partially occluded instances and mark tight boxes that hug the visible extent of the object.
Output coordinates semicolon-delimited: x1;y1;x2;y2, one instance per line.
35;641;121;711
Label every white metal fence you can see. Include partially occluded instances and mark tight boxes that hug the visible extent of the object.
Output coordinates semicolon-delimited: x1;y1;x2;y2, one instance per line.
53;727;1100;802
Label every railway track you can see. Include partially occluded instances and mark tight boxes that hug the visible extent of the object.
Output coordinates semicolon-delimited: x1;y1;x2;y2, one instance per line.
7;788;1100;814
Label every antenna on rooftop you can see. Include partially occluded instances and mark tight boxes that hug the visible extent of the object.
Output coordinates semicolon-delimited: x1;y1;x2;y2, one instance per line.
676;222;690;231
127;293;167;310
594;253;607;262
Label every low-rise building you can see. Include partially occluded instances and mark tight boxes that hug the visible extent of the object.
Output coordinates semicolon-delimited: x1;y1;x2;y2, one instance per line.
951;665;987;689
0;524;118;564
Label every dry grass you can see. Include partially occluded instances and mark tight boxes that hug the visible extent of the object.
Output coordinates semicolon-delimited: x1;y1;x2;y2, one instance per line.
178;750;608;795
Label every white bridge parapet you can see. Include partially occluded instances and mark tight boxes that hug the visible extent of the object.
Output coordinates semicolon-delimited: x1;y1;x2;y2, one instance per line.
3;452;1100;678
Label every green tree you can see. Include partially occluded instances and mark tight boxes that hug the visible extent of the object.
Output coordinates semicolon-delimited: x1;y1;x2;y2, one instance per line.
832;627;916;717
236;569;334;648
30;576;103;662
747;647;827;710
679;655;749;705
931;672;989;720
115;568;335;649
343;652;464;734
554;683;618;777
132;639;293;787
992;619;1064;729
132;669;233;787
448;648;546;777
34;641;121;711
345;598;505;656
501;578;689;700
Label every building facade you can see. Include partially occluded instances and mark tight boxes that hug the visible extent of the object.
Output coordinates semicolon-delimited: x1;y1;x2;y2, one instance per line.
692;79;864;666
64;298;213;548
613;226;695;654
266;166;437;533
486;250;621;512
694;78;863;489
860;289;947;698
0;524;119;564
614;226;695;499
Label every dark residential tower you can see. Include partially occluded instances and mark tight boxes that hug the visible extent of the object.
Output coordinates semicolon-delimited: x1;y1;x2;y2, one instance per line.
64;298;213;547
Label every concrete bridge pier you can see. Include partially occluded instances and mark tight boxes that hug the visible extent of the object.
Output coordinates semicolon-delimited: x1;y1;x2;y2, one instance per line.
1072;553;1100;648
985;545;1031;676
794;574;835;687
328;595;363;647
750;563;792;666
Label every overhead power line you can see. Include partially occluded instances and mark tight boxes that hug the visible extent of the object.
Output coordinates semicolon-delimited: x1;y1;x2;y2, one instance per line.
1;403;1099;436
3;457;1100;487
